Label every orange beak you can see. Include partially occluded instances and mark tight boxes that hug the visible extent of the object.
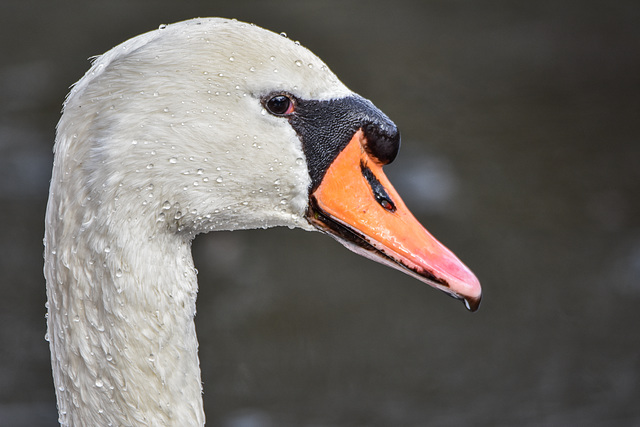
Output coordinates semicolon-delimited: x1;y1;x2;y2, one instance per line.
307;130;482;311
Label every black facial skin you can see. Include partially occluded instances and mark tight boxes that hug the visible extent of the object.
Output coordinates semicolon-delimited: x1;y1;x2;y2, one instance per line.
262;93;401;191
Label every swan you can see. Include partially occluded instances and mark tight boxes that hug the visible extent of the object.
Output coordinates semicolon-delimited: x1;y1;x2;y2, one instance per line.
43;18;481;426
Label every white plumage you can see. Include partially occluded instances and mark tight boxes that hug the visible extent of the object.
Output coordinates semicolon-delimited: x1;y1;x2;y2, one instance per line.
45;18;354;426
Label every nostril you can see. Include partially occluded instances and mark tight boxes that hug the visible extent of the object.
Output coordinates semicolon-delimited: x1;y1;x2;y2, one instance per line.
362;122;401;165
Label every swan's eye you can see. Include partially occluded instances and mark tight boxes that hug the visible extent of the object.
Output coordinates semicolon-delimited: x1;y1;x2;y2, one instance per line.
265;94;294;115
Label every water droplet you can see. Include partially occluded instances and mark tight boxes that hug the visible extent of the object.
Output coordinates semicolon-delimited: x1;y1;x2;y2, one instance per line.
274;179;281;185
95;378;104;388
295;60;302;67
280;32;287;38
196;168;204;175
229;56;235;62
131;140;138;145
174;211;183;220
296;157;304;165
270;56;276;61
115;269;123;278
104;246;111;254
249;66;256;72
157;212;166;222
162;201;171;210
148;354;155;362
58;385;65;392
216;176;223;183
169;157;178;164
159;24;167;30
163;107;170;113
146;163;154;169
308;63;314;69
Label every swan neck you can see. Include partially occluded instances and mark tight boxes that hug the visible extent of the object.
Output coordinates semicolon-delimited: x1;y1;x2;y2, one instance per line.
45;205;206;425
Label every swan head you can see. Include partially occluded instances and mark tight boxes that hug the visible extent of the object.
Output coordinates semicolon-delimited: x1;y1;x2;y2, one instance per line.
57;18;481;310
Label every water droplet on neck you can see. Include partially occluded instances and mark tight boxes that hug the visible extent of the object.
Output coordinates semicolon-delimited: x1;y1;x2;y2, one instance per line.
95;378;104;388
169;157;178;164
158;24;167;30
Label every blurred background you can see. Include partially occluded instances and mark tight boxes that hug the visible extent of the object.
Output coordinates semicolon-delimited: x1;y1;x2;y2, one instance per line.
1;1;639;426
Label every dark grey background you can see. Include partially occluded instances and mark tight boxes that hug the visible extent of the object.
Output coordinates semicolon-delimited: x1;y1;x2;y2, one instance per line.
1;1;639;426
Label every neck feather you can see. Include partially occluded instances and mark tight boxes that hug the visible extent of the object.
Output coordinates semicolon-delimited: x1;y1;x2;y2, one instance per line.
45;184;206;425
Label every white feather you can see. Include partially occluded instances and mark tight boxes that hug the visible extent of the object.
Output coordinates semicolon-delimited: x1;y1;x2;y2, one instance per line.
44;18;353;426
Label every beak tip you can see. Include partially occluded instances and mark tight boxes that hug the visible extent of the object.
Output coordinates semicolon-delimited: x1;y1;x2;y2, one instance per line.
446;266;482;312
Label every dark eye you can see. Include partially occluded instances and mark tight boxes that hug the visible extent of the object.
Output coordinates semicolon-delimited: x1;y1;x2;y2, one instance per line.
265;94;294;115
